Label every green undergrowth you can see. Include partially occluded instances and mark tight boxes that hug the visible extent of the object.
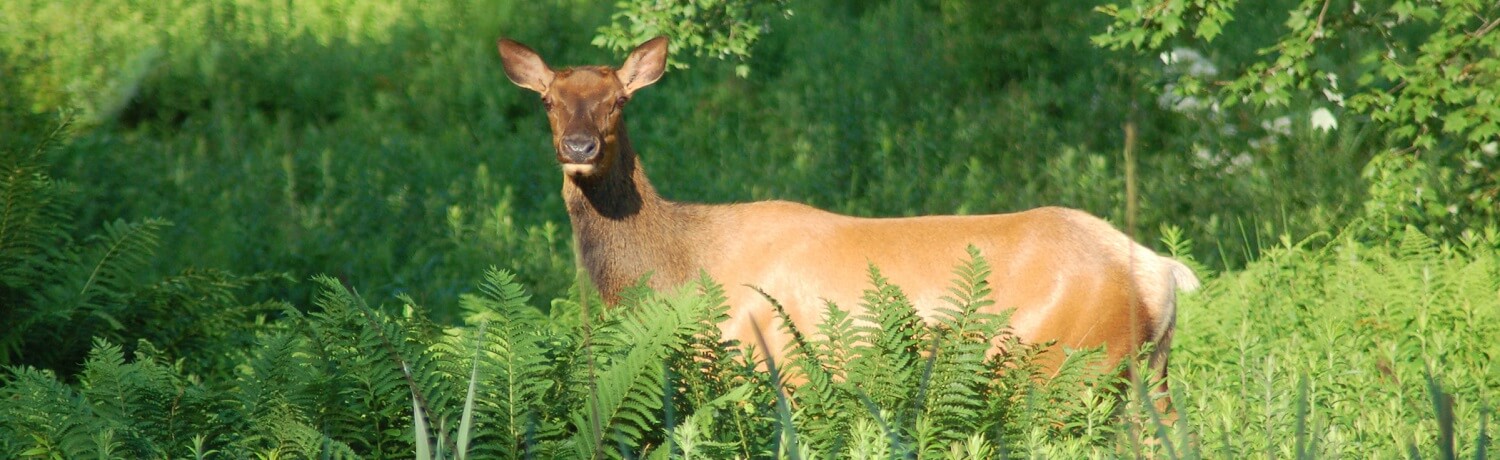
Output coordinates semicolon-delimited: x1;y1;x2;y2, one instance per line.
0;253;1119;459
1172;226;1500;457
2;226;1495;458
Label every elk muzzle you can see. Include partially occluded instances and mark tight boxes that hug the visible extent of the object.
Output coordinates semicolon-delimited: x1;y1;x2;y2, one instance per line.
559;133;600;165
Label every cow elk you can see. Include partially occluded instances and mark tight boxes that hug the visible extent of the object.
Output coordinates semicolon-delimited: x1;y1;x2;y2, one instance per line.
496;36;1200;405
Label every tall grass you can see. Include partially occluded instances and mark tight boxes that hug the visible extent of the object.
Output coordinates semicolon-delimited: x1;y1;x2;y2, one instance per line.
1173;226;1499;457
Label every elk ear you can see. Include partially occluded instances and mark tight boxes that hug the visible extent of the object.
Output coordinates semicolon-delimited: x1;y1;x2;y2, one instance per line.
617;36;668;95
498;38;553;93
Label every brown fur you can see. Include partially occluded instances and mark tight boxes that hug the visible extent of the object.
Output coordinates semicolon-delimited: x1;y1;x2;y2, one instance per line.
562;130;714;303
498;36;1200;407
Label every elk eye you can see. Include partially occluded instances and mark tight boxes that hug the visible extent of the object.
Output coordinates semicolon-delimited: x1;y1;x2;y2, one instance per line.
542;96;554;110
614;96;628;108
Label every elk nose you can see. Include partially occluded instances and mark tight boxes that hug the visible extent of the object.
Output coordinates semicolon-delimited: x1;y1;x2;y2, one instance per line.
561;135;599;163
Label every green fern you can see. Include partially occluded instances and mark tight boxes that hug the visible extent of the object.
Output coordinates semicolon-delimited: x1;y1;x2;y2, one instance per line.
658;383;756;460
41;218;167;365
0;365;100;457
302;275;426;455
570;285;713;459
0;119;176;371
670;274;769;459
811;300;860;376
130;268;291;377
250;330;315;406
70;218;167;310
981;328;1046;453
458;268;555;458
753;285;826;386
847;264;928;427
766;296;858;453
413;320;486;460
0;120;75;296
233;329;319;453
915;245;1007;456
673;273;735;399
3;338;241;458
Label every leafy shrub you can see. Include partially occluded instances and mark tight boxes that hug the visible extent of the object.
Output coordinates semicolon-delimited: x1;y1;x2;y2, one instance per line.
1095;0;1500;241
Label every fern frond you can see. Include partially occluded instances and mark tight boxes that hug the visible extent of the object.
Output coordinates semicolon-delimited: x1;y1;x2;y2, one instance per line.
0;120;76;294
456;268;555;459
300;275;425;454
812;301;859;375
848;264;926;419
916;247;1008;455
237;330;316;425
0;365;100;457
462;267;537;326
668;273;774;458
570;287;708;459
126;268;292;377
750;285;827;384
72;217;168;310
67;339;224;457
1397;225;1440;262
0;216;166;371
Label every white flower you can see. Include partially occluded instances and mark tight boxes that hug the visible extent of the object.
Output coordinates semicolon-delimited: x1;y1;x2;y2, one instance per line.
1194;146;1216;163
1262;116;1293;136
1482;142;1498;157
1311;108;1338;132
1230;153;1253;169
1322;88;1345;106
1161;47;1219;77
1157;82;1211;113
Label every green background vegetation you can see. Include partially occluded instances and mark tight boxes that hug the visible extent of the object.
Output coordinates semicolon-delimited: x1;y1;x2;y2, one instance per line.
1;0;1495;457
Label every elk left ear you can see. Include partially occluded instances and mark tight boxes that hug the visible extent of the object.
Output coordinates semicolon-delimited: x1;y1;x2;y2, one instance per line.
498;38;554;94
617;36;668;96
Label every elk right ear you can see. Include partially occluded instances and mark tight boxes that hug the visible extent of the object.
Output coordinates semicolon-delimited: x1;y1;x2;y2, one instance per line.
498;38;554;93
618;36;669;96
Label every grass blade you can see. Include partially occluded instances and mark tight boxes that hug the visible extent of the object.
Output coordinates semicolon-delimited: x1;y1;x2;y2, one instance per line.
1476;405;1490;460
1295;374;1309;460
456;322;486;460
413;390;432;460
749;320;800;460
1426;372;1456;460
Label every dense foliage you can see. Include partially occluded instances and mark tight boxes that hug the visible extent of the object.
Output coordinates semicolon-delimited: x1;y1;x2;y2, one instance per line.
1095;0;1500;238
2;0;1497;457
0;0;1390;312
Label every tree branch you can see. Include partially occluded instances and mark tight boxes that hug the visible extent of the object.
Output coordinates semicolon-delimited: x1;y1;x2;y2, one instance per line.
1307;0;1333;44
1471;16;1500;39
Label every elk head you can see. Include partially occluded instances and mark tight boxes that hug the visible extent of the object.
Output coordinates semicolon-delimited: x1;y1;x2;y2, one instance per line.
497;36;668;179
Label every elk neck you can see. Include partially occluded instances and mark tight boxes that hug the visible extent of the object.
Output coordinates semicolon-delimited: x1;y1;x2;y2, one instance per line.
561;126;711;303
